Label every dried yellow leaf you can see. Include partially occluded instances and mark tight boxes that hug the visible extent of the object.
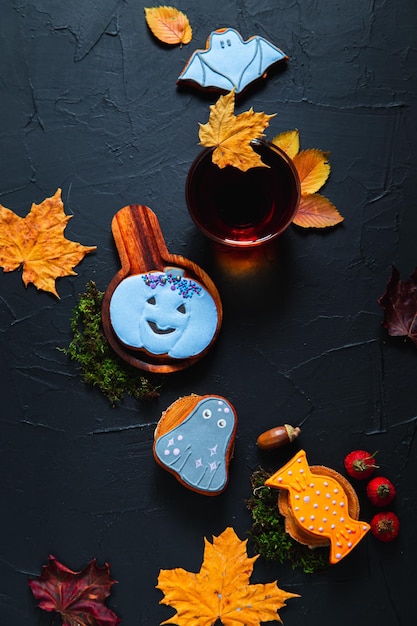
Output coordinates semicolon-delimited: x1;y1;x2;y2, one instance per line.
293;148;330;195
271;130;342;228
293;193;344;228
199;90;275;171
0;189;96;297
157;526;299;625
272;129;300;159
144;6;192;46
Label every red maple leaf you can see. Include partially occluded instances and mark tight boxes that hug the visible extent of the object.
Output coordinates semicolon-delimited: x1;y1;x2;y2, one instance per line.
29;555;121;626
378;265;417;346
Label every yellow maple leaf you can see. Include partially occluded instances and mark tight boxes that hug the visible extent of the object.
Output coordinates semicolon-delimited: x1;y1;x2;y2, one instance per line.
0;188;96;297
292;148;330;195
272;129;300;159
144;6;192;46
157;527;299;625
293;193;344;228
199;90;275;172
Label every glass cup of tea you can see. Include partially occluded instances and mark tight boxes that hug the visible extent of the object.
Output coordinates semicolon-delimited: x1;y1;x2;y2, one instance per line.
185;138;300;247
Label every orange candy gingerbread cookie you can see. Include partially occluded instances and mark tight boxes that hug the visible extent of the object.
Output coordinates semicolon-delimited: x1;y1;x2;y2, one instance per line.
266;450;370;564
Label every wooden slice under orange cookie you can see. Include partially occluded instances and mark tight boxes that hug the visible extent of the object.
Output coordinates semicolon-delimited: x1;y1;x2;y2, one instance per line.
153;394;237;495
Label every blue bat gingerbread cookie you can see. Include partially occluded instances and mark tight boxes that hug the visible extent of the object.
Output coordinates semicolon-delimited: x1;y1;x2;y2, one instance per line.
153;394;238;495
177;28;287;94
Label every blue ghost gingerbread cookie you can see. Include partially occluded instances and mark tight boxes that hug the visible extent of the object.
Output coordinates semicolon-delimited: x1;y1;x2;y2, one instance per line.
109;268;219;361
153;394;238;495
177;27;287;94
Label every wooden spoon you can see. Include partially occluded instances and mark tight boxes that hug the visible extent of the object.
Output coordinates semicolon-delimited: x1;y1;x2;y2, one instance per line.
101;204;223;373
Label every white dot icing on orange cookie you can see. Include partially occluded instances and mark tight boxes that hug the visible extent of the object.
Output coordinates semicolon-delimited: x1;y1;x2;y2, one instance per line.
266;450;370;564
109;268;218;359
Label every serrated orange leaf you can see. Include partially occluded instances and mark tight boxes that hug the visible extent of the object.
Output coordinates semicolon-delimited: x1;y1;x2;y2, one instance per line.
199;90;275;171
292;193;344;228
157;526;299;625
293;148;330;195
272;129;300;159
144;6;192;46
0;189;96;297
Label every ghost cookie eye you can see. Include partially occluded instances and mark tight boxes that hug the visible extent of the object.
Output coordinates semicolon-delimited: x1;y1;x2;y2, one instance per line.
202;409;212;419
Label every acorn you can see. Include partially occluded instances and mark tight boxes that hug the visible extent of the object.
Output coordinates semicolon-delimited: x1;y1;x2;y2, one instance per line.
256;424;301;450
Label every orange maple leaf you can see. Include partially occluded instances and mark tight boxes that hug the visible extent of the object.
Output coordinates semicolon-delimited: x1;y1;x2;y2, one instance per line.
0;189;96;297
157;527;299;625
199;90;275;171
145;6;192;46
272;130;343;228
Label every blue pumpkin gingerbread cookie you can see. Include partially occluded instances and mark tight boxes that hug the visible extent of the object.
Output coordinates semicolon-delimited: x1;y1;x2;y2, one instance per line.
153;394;238;495
109;267;218;361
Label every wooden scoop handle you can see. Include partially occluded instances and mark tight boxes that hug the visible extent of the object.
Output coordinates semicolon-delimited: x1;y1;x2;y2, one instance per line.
111;204;171;276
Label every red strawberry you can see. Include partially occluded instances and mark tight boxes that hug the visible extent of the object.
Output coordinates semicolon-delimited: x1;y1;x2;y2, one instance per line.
366;476;396;507
344;450;378;480
370;511;400;542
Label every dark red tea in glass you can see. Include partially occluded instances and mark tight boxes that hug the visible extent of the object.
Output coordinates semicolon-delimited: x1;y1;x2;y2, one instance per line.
185;138;300;247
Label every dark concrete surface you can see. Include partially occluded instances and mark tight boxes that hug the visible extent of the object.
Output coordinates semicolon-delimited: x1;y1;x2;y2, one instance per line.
1;1;416;624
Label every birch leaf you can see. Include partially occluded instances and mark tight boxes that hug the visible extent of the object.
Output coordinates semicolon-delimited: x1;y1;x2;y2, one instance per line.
293;148;331;195
145;6;192;46
272;129;300;159
157;526;299;625
273;130;342;229
199;90;275;171
292;193;344;228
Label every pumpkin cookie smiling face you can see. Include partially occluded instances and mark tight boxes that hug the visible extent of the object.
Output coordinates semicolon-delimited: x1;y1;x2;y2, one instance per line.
109;268;219;359
143;288;188;342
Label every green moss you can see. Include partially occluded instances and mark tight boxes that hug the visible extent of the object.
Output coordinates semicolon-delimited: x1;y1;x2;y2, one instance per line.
246;468;329;574
64;281;161;404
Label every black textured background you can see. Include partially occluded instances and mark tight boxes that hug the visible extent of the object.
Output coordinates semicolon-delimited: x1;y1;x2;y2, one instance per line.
1;1;416;624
